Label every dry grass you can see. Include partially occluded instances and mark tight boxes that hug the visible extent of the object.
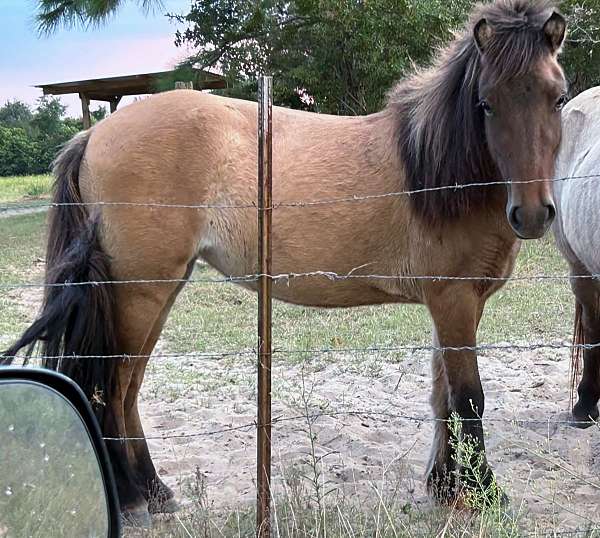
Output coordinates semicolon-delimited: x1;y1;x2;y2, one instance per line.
0;175;52;206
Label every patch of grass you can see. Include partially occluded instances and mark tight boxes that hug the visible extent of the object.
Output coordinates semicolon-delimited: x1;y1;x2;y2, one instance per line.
0;212;47;282
0;213;46;345
0;175;53;205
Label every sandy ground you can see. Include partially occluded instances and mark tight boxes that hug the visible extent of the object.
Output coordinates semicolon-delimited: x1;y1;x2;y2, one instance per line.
140;344;600;534
5;275;600;534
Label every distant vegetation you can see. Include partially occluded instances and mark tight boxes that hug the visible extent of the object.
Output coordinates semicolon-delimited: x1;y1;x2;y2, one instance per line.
172;0;600;114
5;0;599;177
0;98;105;176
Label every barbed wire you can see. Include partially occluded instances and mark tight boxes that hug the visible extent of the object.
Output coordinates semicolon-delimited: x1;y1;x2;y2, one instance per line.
533;530;600;537
408;526;600;538
1;173;600;214
101;409;600;442
4;340;600;363
5;169;600;531
1;268;599;290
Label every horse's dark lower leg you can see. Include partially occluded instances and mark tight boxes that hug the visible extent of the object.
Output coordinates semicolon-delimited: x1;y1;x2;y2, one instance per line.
571;285;600;426
104;361;151;527
427;289;499;504
125;367;178;514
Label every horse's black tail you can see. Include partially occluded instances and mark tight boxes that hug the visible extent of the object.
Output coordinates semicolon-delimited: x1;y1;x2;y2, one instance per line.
2;130;118;421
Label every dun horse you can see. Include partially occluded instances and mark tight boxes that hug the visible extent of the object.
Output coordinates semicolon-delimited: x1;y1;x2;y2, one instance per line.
552;87;600;427
4;0;568;525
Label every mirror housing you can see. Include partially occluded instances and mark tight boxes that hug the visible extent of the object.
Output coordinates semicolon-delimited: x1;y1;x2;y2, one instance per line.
0;367;120;537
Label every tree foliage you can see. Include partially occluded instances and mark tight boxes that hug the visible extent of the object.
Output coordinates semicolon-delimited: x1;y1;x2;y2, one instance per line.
0;101;34;133
560;0;600;95
172;0;600;114
172;0;473;115
0;127;39;177
35;0;163;34
0;98;104;176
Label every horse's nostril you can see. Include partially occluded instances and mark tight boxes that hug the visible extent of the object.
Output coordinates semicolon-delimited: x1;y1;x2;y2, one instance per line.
545;203;556;224
509;206;522;229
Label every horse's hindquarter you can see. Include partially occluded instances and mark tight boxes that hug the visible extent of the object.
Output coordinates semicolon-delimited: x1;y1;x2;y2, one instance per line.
554;88;600;276
78;91;419;306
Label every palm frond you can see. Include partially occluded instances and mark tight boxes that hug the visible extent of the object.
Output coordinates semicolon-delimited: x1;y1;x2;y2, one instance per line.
35;0;164;34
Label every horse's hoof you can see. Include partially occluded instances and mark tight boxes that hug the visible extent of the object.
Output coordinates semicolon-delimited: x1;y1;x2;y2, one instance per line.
121;508;152;529
571;403;599;429
426;466;457;504
149;496;180;514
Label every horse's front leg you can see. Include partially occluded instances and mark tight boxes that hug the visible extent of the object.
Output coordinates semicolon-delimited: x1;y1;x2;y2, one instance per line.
571;279;600;426
426;286;499;504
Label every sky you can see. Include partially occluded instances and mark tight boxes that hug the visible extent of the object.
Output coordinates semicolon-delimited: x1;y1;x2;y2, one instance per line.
0;0;194;116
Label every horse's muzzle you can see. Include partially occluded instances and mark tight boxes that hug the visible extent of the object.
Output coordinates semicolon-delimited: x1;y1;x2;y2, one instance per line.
507;202;556;239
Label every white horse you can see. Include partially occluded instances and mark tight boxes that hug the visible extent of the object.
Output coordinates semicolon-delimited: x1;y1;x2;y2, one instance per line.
553;86;600;426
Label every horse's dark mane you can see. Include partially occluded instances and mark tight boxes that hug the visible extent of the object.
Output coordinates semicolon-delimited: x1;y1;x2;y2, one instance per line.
388;0;559;223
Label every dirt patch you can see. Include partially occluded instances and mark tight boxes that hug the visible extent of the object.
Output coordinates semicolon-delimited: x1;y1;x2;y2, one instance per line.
0;206;47;219
140;344;600;533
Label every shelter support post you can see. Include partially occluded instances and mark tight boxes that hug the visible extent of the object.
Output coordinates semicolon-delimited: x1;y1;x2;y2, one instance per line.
109;96;122;113
79;93;91;130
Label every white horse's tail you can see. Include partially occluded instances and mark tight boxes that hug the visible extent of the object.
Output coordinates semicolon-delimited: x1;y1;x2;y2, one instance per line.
570;301;584;409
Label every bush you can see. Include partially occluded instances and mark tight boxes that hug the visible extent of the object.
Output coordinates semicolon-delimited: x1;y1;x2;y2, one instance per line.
0;127;39;177
0;97;101;177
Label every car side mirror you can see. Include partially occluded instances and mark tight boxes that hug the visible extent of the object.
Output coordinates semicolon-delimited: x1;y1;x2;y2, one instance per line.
0;368;120;537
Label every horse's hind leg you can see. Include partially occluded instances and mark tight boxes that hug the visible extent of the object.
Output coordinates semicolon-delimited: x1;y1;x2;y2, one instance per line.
571;278;600;427
123;264;196;514
125;363;177;514
106;275;189;526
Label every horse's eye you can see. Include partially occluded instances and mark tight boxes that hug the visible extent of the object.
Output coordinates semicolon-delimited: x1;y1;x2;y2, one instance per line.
555;94;568;111
479;99;493;117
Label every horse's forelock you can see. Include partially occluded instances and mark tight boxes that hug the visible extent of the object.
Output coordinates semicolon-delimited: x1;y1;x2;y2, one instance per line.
389;0;560;224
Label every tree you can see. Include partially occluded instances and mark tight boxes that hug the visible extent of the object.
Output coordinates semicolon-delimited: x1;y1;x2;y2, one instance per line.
560;0;600;95
169;0;480;115
31;96;68;137
0;127;39;176
172;0;600;115
35;0;164;34
0;101;34;133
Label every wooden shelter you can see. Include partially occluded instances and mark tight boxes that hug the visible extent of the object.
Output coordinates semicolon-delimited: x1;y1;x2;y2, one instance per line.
36;69;227;129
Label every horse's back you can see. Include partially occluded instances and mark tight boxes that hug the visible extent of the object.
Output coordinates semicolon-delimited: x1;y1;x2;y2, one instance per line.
554;87;600;275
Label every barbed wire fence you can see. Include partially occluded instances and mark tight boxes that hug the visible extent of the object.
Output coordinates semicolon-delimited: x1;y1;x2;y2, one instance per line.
2;80;600;537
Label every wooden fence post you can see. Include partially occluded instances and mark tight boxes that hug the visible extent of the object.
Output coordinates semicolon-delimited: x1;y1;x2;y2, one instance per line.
256;75;273;538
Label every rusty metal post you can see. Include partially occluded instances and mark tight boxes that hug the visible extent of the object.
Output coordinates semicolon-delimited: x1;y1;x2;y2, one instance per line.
257;75;273;538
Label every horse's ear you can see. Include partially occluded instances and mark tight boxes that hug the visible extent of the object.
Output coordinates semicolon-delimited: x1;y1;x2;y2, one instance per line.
544;11;566;53
474;18;493;53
